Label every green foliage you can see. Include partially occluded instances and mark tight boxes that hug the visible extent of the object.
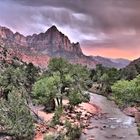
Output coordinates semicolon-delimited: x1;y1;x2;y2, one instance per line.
65;121;82;140
69;90;89;107
48;57;70;74
24;63;39;94
0;89;34;140
94;64;120;84
51;107;63;125
69;91;83;106
44;134;55;140
33;76;60;105
111;75;140;107
70;64;91;88
120;61;140;80
44;133;65;140
45;121;82;140
0;66;25;89
33;58;91;110
0;61;39;103
91;64;120;95
68;64;90;106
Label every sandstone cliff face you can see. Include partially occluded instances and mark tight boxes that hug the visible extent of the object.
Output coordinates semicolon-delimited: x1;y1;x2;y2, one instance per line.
0;25;96;68
26;26;83;56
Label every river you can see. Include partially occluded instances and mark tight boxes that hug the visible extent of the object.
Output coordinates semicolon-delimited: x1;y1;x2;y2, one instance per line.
80;92;140;140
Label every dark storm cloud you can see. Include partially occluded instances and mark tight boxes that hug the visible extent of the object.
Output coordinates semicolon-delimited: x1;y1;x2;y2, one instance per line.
1;0;140;56
9;0;140;32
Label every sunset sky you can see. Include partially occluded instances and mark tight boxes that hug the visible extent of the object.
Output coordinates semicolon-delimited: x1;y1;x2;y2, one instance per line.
0;0;140;60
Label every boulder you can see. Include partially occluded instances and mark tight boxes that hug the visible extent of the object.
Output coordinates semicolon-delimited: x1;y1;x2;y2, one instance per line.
123;107;138;117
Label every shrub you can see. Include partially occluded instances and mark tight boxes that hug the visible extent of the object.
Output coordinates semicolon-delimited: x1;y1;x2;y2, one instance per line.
51;107;63;126
69;91;83;107
44;134;56;140
0;89;34;140
111;75;140;107
69;90;90;107
65;121;82;140
44;133;65;140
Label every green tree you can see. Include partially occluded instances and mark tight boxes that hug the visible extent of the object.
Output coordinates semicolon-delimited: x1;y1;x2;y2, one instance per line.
111;76;140;107
96;64;105;82
0;89;34;140
33;58;90;111
100;73;111;94
0;66;27;100
33;75;60;112
48;58;70;107
24;63;39;94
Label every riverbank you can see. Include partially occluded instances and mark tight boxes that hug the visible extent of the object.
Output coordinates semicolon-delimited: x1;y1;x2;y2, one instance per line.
34;100;100;140
89;85;140;121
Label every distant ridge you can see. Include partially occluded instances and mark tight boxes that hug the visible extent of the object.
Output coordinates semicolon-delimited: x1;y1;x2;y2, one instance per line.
121;57;140;79
93;56;130;69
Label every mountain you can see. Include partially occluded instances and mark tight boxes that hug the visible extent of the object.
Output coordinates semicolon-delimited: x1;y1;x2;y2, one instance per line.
0;25;131;69
0;25;97;68
93;56;130;69
121;57;140;80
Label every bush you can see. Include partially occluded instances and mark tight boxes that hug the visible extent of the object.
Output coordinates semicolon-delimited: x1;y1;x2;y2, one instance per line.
51;107;63;126
0;90;34;140
44;134;55;140
65;121;82;140
111;76;140;107
44;133;65;140
69;90;90;107
69;91;83;107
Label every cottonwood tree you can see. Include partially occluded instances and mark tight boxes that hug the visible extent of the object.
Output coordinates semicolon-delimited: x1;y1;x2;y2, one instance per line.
33;58;90;111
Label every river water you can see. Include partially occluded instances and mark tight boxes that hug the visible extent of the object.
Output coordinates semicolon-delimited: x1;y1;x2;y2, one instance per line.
80;93;140;140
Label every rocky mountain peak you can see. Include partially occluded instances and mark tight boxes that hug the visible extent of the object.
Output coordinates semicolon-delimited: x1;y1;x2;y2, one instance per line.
48;25;58;31
0;25;96;68
0;26;14;39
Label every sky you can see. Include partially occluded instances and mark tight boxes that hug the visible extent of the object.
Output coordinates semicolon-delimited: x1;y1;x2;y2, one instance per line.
0;0;140;60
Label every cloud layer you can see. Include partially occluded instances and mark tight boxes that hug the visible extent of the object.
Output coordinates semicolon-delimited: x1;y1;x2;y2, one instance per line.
0;0;140;59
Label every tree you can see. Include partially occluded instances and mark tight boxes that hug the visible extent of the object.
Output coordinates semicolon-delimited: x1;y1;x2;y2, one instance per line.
48;58;70;107
96;64;105;82
70;64;91;90
69;90;88;107
33;58;90;111
0;89;34;140
0;66;27;100
100;73;111;94
111;76;140;107
24;63;39;94
33;75;60;112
